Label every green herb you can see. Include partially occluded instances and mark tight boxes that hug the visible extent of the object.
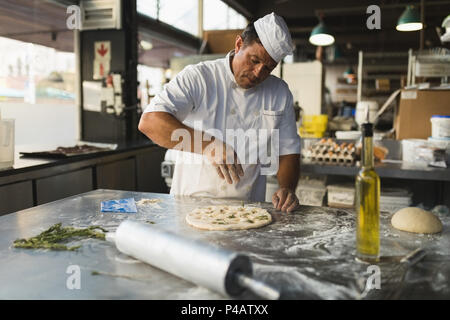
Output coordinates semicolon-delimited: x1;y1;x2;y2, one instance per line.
247;219;254;223
255;215;269;220
146;220;156;224
13;223;107;251
228;214;236;219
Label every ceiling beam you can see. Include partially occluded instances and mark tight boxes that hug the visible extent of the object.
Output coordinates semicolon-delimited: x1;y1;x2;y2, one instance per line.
137;14;201;53
41;0;79;8
312;1;450;16
221;0;255;20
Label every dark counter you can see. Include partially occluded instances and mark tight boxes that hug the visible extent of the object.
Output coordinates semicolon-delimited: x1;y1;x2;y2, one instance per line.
0;140;155;178
0;141;168;216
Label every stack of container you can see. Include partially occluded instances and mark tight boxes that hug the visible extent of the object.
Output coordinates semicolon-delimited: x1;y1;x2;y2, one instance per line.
327;184;355;208
429;115;450;166
380;188;413;213
299;115;328;138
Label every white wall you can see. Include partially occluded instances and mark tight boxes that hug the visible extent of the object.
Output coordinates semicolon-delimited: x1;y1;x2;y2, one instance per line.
0;103;78;147
283;61;323;115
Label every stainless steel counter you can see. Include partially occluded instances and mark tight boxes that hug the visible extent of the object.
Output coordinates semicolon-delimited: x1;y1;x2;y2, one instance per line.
0;189;449;299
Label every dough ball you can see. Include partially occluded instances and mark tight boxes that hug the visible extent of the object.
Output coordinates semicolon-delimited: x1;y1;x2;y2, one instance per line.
391;207;443;234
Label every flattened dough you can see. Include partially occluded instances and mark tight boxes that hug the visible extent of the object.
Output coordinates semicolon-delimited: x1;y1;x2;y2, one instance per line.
186;205;272;231
136;198;162;206
391;207;443;234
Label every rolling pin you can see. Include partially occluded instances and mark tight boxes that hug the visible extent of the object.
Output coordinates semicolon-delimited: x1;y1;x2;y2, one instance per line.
106;220;280;300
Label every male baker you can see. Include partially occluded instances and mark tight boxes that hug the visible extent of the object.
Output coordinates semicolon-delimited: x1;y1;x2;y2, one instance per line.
139;12;301;213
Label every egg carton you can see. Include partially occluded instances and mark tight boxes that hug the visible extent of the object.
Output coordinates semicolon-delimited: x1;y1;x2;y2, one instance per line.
304;138;356;166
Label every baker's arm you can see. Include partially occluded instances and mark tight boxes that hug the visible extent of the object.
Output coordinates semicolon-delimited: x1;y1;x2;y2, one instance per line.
139;111;207;152
272;154;300;212
138;112;243;183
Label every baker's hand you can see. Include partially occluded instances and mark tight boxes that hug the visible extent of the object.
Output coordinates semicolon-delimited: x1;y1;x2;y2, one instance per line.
272;188;299;213
204;138;244;184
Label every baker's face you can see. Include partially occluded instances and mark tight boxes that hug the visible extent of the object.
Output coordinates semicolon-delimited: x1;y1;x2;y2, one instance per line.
232;36;278;89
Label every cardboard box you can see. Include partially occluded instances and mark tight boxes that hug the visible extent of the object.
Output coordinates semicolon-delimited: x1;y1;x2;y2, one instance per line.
375;78;390;91
395;89;450;140
202;29;243;54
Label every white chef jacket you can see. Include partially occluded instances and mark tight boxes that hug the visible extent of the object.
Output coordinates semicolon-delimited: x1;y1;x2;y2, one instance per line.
144;51;301;201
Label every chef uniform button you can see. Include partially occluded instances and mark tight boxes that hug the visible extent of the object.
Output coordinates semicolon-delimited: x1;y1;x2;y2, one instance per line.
230;109;236;115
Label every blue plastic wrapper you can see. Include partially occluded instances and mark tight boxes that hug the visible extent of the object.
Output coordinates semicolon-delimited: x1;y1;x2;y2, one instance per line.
101;198;137;213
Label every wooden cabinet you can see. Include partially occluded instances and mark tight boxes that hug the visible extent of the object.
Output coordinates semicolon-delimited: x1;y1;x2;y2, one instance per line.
0;181;34;216
36;168;93;205
0;145;167;215
96;158;136;191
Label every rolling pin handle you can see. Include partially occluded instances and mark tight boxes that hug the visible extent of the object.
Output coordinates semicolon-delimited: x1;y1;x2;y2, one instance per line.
235;272;280;300
400;248;426;266
105;232;116;244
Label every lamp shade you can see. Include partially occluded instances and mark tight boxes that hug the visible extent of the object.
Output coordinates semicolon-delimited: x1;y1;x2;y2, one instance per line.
396;6;423;31
309;22;335;46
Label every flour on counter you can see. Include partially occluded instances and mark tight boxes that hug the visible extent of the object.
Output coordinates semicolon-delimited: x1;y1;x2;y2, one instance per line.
136;198;163;210
137;198;162;205
115;255;142;264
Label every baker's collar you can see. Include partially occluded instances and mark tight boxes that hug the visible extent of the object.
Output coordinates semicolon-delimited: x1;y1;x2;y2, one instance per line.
224;50;238;86
224;50;257;93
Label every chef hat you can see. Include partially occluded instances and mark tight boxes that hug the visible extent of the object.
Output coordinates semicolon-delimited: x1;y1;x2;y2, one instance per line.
254;12;294;63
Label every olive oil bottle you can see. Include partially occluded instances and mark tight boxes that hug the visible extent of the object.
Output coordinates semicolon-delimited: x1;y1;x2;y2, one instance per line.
355;121;380;263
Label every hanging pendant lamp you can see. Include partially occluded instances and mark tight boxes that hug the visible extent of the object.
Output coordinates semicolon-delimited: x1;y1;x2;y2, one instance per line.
309;21;335;46
396;5;423;31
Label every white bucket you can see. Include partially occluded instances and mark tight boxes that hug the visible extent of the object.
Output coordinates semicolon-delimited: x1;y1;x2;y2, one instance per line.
431;115;450;139
355;101;378;126
401;139;428;164
0;119;15;170
335;131;361;140
428;136;450;164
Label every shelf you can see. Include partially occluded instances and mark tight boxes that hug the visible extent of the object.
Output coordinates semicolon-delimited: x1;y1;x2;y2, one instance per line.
358;51;409;103
300;162;450;182
362;52;409;58
361;65;407;72
361;90;396;97
363;75;403;80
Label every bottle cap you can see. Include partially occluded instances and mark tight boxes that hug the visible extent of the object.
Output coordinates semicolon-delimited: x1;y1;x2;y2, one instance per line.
361;122;373;137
